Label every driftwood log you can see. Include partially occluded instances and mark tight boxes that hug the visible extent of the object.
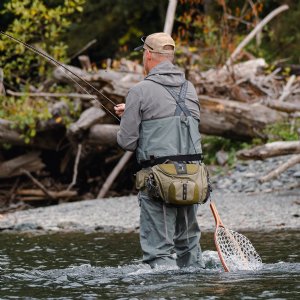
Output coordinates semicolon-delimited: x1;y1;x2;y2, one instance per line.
0;152;45;178
17;189;77;201
199;95;286;139
259;154;300;183
87;124;119;147
237;141;300;160
237;141;300;183
52;59;296;141
97;151;133;198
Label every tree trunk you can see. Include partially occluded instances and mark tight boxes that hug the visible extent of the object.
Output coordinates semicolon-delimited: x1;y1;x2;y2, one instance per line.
87;124;119;147
0;152;45;178
199;96;287;140
164;0;178;35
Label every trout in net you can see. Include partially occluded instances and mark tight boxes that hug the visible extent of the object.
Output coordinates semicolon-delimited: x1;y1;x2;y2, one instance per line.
210;201;262;272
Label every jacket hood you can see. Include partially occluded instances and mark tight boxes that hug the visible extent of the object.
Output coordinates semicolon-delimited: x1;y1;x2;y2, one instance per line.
145;61;185;87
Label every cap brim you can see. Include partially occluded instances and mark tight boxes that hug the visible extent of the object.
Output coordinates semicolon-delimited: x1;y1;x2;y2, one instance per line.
134;45;144;51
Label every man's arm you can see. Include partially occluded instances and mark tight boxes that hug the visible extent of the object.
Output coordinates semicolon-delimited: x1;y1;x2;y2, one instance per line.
116;89;142;151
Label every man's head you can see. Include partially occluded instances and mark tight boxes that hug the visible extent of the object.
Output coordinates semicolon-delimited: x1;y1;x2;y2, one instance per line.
135;32;175;75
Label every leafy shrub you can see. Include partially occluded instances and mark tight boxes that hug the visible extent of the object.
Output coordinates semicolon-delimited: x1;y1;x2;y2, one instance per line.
264;120;300;142
0;0;85;87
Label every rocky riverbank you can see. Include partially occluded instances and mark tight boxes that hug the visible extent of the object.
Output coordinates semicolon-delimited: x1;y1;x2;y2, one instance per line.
0;157;299;233
212;155;300;193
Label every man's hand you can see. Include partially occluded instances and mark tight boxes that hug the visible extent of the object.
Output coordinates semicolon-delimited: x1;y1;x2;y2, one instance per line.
114;103;125;117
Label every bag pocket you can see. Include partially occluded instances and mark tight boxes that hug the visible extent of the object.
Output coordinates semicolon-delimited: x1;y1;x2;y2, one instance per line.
168;180;200;205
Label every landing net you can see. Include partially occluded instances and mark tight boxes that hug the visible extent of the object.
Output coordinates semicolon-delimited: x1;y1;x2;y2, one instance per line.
216;227;262;271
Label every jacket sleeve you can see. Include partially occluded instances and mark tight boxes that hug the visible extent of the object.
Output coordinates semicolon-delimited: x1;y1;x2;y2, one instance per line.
117;88;142;151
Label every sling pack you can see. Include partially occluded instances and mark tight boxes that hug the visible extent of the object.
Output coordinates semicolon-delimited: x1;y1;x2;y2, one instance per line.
136;162;210;205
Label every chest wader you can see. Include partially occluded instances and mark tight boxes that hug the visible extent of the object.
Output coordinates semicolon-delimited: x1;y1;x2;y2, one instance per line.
136;81;211;249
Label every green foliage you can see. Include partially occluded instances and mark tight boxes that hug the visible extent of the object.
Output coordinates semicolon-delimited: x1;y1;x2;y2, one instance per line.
0;0;85;87
264;119;300;142
0;95;51;144
0;94;81;143
173;0;264;69
202;135;251;166
256;0;300;64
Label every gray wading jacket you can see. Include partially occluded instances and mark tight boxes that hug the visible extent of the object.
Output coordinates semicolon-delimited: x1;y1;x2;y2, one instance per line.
117;60;202;163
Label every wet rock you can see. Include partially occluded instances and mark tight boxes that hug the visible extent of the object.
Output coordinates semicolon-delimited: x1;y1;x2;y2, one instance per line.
245;172;257;178
212;155;300;194
293;171;300;178
216;150;228;166
14;223;42;231
57;221;81;229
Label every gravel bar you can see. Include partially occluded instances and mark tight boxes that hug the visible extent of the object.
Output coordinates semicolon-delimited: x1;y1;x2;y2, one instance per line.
0;189;299;233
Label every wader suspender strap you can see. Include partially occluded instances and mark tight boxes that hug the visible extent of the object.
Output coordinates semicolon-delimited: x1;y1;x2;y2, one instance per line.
162;81;191;117
140;79;202;167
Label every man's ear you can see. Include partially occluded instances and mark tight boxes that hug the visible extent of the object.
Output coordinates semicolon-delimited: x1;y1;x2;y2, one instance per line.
145;49;152;61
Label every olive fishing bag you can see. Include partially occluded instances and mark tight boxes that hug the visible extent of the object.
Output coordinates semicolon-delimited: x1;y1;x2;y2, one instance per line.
136;163;210;205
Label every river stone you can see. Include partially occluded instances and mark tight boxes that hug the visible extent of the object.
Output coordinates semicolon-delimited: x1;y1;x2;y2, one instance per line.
216;150;228;166
293;171;300;178
57;221;81;229
14;222;42;231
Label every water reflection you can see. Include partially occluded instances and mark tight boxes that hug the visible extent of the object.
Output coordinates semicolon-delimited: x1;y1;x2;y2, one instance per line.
0;231;299;299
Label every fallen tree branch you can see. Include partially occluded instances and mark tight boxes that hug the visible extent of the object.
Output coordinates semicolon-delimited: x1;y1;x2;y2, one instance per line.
70;39;97;60
278;75;296;102
68;106;106;138
67;143;82;191
237;141;300;160
259;154;300;183
87;124;119;147
0;152;45;178
97;151;133;198
17;189;77;199
225;4;289;66
7;90;96;100
199;95;287;139
263;99;300;113
21;169;55;200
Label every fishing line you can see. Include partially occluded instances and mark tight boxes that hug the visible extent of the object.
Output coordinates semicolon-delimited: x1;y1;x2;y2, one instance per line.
0;31;120;122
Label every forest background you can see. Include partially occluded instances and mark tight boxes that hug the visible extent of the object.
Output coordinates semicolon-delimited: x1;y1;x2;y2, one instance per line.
0;0;299;208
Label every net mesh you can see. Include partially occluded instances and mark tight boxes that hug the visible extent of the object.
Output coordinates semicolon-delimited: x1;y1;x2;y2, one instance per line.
216;227;262;271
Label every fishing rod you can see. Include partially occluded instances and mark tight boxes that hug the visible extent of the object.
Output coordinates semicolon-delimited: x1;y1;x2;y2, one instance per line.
0;31;120;122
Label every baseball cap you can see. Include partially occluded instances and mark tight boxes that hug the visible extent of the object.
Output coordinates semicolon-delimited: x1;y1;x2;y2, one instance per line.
134;32;175;54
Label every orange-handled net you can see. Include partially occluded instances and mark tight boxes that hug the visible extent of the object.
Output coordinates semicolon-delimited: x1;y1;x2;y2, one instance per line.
210;201;262;272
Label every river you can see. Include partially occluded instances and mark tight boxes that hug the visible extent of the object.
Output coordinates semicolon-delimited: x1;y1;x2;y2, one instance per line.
0;230;299;299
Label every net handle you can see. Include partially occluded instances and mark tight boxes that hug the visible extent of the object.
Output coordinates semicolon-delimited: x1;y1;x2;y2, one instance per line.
210;201;224;227
210;201;230;272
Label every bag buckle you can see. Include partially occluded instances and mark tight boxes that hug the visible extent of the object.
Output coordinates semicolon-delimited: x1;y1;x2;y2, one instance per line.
174;162;187;174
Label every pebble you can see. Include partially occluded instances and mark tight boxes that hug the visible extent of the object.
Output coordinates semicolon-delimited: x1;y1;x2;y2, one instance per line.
211;155;300;194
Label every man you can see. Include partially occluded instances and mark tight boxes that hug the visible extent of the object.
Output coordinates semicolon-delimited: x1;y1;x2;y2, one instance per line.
114;32;205;269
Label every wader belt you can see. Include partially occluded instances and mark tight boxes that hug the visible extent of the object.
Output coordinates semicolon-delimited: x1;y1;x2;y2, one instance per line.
140;153;203;168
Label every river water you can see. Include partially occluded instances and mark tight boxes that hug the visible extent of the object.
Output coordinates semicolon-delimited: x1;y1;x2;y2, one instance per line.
0;230;299;299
